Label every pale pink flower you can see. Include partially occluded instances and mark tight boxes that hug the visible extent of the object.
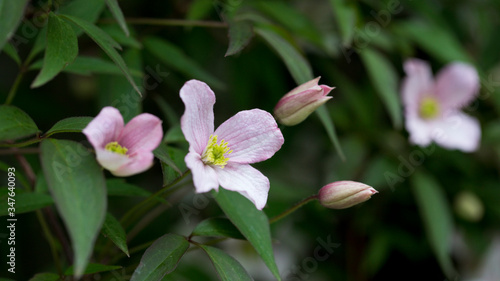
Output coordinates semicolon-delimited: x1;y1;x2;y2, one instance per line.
274;77;334;126
83;107;163;176
318;181;378;209
180;80;284;210
401;59;480;152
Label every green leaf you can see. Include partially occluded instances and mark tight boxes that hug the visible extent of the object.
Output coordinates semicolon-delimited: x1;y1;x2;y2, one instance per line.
394;21;471;63
143;36;224;90
130;233;189;281
64;263;122;275
159;146;188;186
191;218;245;239
59;14;142;96
187;0;213;20
44;117;92;137
28;273;60;281
164;125;186;144
106;179;152;197
100;24;142;49
102;213;129;256
255;26;313;84
254;2;324;49
30;56;143;77
359;48;402;129
329;0;357;46
199;245;253;281
104;0;129;36
214;189;281;280
154;143;182;175
0;0;29;51
32;13;78;88
98;48;143;122
225;20;254;56
411;171;456;278
0;105;39;142
58;0;106;34
315;106;345;161
40;139;107;278
2;43;21;65
0;192;53;216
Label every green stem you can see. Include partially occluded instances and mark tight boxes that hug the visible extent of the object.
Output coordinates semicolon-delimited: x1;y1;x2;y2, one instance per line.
4;71;25;105
269;194;319;224
120;170;191;228
36;210;63;275
101;17;228;28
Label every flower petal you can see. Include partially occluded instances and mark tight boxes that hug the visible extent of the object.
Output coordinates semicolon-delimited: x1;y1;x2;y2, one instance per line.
284;77;321;97
119;113;163;154
83;107;124;149
95;148;131;172
401;59;433;112
185;152;219;193
434;62;479;111
405;113;433;147
431;112;481;152
180;80;215;154
214;109;284;164
215;163;269;210
112;150;155;176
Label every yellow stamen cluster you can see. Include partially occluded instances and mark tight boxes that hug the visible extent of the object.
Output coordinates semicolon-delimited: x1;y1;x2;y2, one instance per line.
201;135;232;168
105;141;128;155
419;97;440;119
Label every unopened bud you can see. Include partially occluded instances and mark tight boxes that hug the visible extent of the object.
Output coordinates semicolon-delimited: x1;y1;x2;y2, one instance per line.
318;181;378;209
454;191;484;222
274;77;334;126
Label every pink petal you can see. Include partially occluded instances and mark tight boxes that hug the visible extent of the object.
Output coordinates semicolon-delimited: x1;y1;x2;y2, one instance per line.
434;62;479;111
284;77;321;97
185;152;219;193
180;80;215;155
215;163;269;210
95;148;131;172
112;150;156;176
405;113;433;147
214;109;284;164
401;59;433;112
119;113;163;154
83;107;124;149
431;112;481;152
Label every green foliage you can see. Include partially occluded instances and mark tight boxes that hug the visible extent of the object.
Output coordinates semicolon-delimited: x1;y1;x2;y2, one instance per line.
0;0;29;51
40;139;107;278
0;105;39;142
199;245;253;281
214;189;281;280
1;0;499;280
32;13;78;88
130;234;189;281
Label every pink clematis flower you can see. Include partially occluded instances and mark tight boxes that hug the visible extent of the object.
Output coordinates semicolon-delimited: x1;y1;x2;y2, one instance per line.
83;107;163;176
401;59;481;152
180;80;284;210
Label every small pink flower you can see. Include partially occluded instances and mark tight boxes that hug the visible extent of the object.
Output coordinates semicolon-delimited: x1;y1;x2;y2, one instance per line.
83;107;163;176
401;59;480;152
274;77;334;126
318;181;378;209
180;80;284;210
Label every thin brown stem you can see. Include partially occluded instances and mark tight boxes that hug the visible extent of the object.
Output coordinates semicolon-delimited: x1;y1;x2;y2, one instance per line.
100;17;228;28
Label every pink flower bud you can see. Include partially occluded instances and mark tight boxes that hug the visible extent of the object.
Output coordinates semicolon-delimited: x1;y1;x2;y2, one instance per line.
274;77;334;126
318;181;378;209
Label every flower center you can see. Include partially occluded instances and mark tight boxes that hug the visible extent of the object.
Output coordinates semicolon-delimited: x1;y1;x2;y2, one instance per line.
419;97;440;119
201;135;232;168
105;141;128;155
